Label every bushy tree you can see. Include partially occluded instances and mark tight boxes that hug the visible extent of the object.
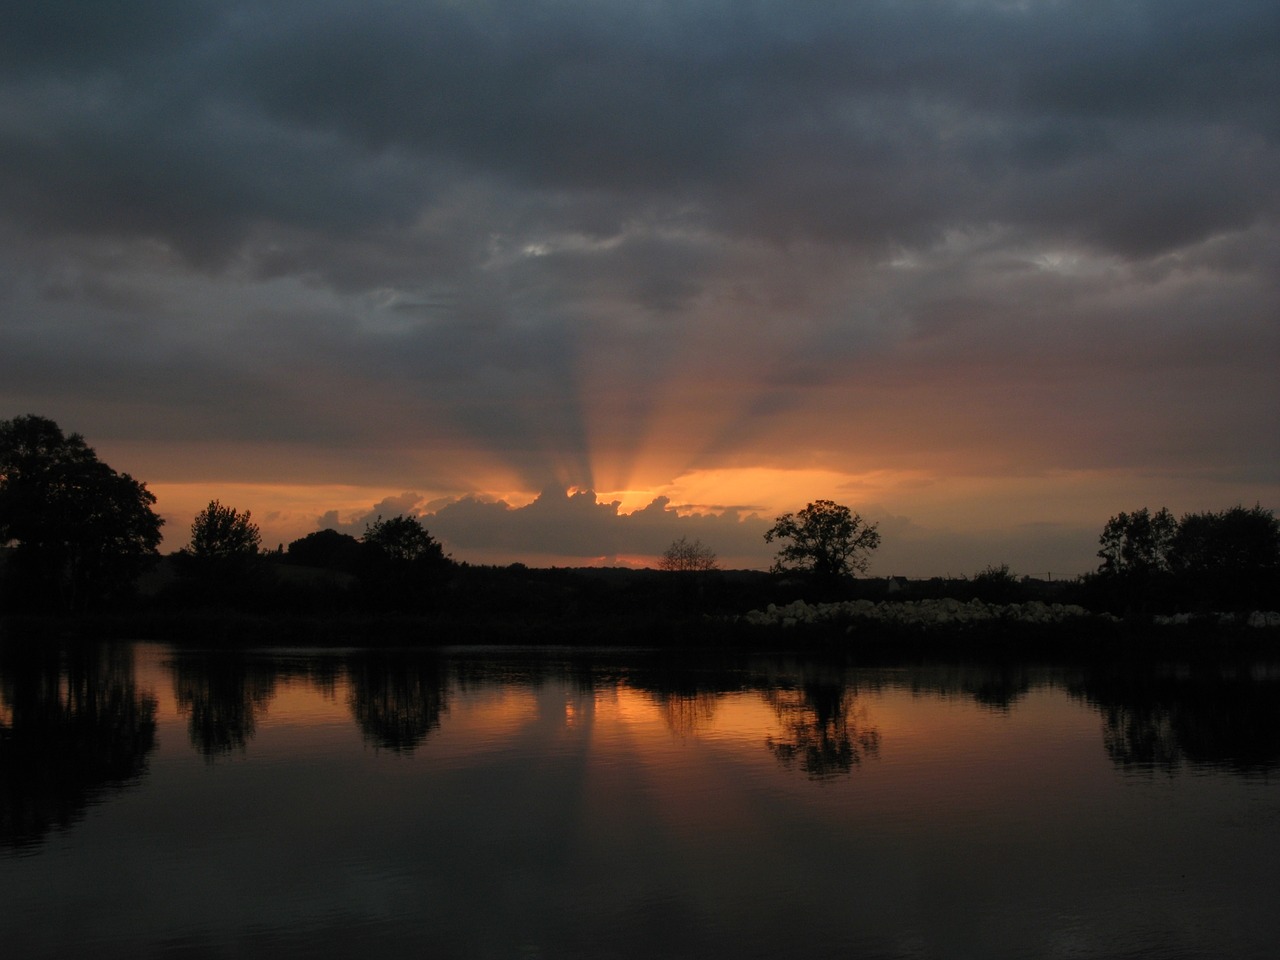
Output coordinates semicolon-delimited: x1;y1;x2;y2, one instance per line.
1092;504;1280;615
1091;507;1178;616
659;536;718;573
187;500;261;561
286;528;362;571
362;515;444;565
170;501;266;603
358;515;448;609
970;563;1022;604
1168;505;1280;611
1097;507;1177;578
765;500;880;583
0;414;163;610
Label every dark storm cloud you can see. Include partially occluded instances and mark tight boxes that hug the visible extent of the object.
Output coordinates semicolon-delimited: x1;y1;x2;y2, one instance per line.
3;0;1277;260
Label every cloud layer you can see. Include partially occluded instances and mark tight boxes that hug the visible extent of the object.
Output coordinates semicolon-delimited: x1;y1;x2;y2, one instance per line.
3;1;1277;573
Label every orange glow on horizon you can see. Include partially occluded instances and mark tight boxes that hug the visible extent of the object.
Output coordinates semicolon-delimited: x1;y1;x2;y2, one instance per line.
651;466;917;516
146;482;426;550
140;457;1276;577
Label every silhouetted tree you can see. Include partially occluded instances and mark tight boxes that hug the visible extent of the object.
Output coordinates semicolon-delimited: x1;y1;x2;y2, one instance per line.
286;528;362;571
167;500;270;607
186;499;261;561
659;536;718;573
362;514;444;564
358;515;449;609
765;500;880;585
1090;504;1279;615
0;414;163;611
1097;507;1177;578
1168;504;1280;612
1090;507;1178;616
969;563;1023;604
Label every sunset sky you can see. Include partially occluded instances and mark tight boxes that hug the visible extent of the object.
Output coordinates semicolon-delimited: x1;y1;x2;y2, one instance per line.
2;1;1277;576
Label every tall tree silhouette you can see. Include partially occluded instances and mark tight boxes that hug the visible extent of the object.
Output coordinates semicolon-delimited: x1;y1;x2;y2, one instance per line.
0;415;163;611
765;499;880;588
358;515;449;609
1169;505;1280;611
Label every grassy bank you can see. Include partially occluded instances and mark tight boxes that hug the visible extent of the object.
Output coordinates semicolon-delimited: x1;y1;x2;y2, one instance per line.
4;605;1277;662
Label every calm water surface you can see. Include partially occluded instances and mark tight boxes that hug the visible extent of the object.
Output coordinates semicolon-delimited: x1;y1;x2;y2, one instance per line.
2;640;1278;959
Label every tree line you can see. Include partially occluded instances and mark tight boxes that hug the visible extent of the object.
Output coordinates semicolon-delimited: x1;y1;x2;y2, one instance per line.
2;415;1278;619
1084;505;1280;616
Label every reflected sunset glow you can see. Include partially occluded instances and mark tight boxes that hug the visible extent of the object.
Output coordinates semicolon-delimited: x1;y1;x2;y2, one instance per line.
8;644;1279;958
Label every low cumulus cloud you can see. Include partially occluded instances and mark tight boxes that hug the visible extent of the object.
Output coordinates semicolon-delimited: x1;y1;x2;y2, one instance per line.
317;488;773;567
310;489;1097;575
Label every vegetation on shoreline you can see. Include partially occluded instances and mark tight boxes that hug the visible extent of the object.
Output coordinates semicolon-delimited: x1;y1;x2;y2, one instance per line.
3;416;1279;647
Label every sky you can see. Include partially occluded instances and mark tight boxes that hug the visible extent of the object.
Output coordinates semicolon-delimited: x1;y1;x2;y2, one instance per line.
2;0;1278;576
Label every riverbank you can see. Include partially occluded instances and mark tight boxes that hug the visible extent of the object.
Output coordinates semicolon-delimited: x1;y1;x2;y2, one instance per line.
3;600;1278;658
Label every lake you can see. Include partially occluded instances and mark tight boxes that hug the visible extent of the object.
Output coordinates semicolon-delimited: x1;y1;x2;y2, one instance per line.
2;639;1278;959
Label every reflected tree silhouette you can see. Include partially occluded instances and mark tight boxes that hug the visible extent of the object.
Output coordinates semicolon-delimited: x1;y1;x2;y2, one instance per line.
1072;666;1280;774
911;664;1034;713
764;674;880;780
623;654;753;738
172;651;277;760
654;691;720;738
0;642;156;850
347;652;449;753
1098;703;1183;772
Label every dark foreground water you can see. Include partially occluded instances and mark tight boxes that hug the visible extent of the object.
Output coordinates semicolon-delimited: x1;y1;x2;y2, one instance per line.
2;640;1278;959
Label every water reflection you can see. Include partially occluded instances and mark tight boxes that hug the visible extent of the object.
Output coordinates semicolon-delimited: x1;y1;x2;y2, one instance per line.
763;670;881;779
146;648;1280;778
12;641;1278;788
906;662;1035;712
0;643;156;852
626;657;748;738
654;691;719;737
346;650;449;753
173;651;277;759
6;642;1280;960
1070;663;1280;774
